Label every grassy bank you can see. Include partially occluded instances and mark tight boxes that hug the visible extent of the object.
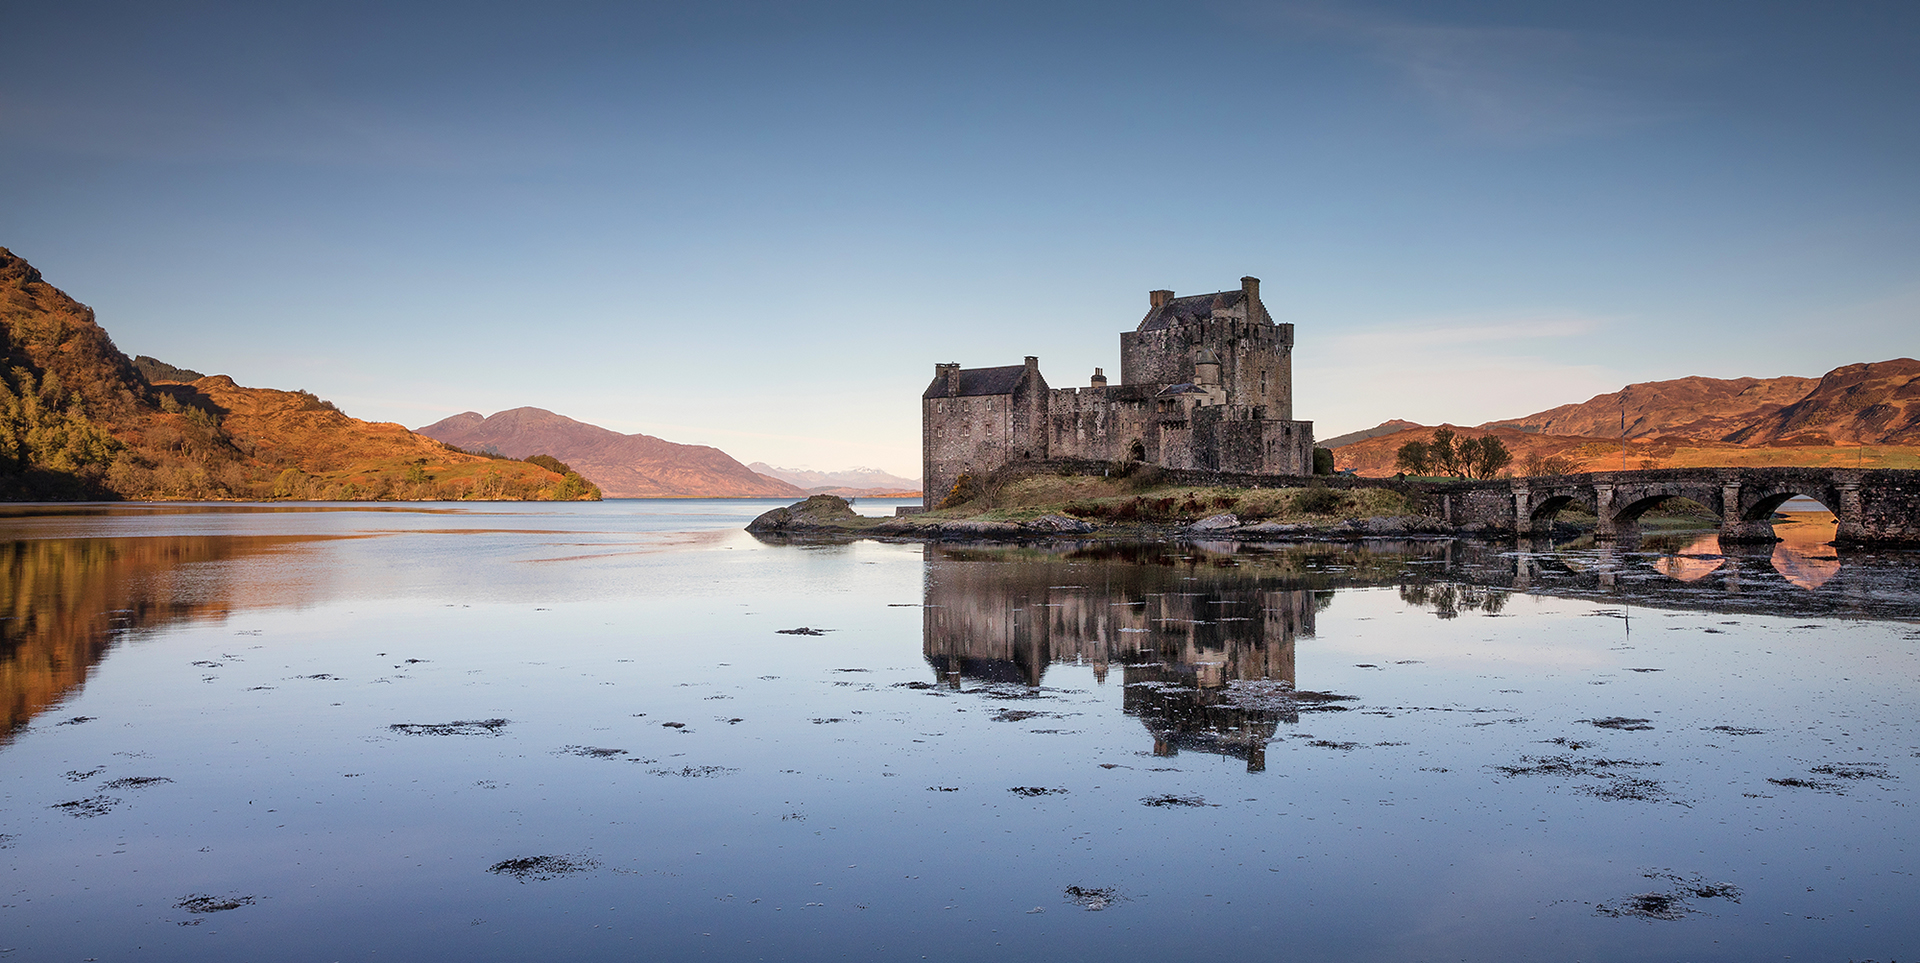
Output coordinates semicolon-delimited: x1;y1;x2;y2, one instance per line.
928;474;1419;526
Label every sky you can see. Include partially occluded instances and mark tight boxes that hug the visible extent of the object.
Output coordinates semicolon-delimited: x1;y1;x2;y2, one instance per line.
3;1;1917;479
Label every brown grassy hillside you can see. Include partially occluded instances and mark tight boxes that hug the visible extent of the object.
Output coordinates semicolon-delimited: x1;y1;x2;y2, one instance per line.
1332;360;1920;477
1484;374;1818;441
1726;359;1920;446
0;245;593;501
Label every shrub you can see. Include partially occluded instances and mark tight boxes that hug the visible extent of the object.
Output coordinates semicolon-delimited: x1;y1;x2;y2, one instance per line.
1295;486;1343;515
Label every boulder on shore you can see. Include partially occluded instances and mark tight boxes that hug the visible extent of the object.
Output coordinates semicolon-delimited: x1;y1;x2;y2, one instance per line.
746;494;865;534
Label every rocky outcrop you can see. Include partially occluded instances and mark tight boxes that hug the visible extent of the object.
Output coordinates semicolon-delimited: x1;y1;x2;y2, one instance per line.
745;494;874;534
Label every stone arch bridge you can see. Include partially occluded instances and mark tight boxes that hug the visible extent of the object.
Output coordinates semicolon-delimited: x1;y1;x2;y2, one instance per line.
1441;467;1920;545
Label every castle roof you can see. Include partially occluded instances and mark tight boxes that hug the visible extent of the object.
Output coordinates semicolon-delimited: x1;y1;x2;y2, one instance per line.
1139;290;1247;332
1156;383;1211;397
922;364;1029;399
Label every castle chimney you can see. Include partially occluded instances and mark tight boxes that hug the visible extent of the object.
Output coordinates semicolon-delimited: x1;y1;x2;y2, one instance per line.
1241;276;1260;303
936;362;960;397
1091;367;1107;388
1150;289;1174;309
1025;356;1039;372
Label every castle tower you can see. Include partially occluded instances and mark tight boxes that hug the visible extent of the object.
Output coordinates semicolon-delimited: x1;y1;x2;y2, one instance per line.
1120;276;1292;417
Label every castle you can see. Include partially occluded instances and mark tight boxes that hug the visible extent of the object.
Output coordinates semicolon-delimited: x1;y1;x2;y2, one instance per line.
922;276;1315;507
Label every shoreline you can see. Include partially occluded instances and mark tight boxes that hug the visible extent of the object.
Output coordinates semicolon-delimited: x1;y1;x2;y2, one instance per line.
745;493;1608;544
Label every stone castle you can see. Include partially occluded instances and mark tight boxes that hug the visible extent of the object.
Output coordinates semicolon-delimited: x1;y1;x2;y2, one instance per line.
922;276;1315;507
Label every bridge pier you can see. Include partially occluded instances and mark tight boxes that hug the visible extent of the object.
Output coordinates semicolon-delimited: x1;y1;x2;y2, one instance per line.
1592;484;1624;540
1717;479;1778;543
1512;487;1532;536
1834;483;1868;543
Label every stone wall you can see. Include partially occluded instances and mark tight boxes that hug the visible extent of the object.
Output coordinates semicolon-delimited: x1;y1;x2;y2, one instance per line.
923;394;1012;509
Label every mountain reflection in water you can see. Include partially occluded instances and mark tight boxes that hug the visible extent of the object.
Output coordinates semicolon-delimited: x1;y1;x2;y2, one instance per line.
0;534;345;740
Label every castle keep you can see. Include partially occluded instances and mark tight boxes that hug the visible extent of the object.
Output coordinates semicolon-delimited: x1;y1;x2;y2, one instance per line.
922;276;1315;507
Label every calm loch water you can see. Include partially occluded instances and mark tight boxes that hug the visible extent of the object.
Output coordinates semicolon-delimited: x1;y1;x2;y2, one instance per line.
2;502;1916;961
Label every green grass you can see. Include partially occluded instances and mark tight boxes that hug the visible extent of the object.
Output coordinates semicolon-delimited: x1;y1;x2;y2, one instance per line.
930;476;1417;524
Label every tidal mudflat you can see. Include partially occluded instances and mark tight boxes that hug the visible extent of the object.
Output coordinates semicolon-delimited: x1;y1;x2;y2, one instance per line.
1;501;1915;961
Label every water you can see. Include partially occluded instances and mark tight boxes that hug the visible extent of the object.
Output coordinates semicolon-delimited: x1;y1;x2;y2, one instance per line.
2;501;1916;961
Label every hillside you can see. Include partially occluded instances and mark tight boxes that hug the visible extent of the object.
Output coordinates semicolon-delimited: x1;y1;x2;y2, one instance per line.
1330;359;1920;477
1484;374;1820;441
746;463;921;496
0;246;595;501
1726;359;1920;446
1316;419;1423;450
418;407;804;498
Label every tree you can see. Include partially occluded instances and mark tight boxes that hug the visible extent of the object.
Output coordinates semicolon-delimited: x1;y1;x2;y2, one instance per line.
1428;427;1461;477
1463;435;1512;479
1312;447;1335;475
1395;440;1431;475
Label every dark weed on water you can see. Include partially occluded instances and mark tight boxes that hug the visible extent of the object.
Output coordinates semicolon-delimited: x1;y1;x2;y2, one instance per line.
487;855;599;882
389;719;510;736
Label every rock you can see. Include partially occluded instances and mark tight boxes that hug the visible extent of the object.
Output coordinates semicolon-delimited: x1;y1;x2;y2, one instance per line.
1187;512;1241;532
1025;514;1096;534
745;495;862;533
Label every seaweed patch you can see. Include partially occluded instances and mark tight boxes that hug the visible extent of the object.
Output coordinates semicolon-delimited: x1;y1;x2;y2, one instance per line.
487;854;599;882
389;719;510;736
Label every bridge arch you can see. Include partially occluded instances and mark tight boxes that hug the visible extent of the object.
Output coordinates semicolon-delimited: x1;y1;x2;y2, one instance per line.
1611;493;1718;525
1527;493;1594;528
1737;487;1838;522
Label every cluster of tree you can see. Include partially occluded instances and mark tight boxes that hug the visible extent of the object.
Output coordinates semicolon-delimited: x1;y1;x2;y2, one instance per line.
523;454;600;500
131;356;204;384
0;366;125;498
265;463;598;502
1395;427;1513;479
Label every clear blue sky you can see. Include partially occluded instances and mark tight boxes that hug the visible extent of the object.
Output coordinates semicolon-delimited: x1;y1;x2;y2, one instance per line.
4;1;1916;478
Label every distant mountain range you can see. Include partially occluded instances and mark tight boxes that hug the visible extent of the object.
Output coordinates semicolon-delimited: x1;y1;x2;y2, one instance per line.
0;246;593;501
746;463;921;497
417;408;804;498
1330;359;1920;476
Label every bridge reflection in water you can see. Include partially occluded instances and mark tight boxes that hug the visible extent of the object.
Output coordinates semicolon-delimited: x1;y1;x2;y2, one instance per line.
1648;510;1839;589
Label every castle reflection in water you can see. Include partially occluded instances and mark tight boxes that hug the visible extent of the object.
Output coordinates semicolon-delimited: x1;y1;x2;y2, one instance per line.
922;544;1346;772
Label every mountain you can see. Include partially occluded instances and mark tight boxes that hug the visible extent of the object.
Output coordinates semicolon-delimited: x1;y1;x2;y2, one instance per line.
1482;374;1820;442
417;408;804;498
746;463;921;496
1316;420;1423;450
1329;359;1920;477
0;245;593;501
1724;359;1920;446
